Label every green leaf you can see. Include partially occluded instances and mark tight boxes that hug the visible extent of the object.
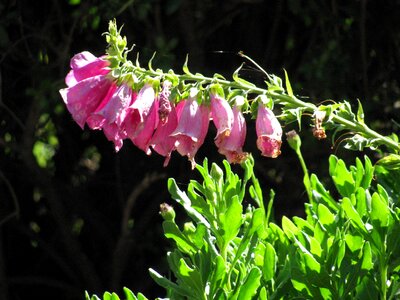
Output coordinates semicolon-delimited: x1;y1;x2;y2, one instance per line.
263;242;277;281
105;292;120;300
310;174;339;211
281;216;300;239
341;197;367;233
361;241;373;271
317;203;335;232
295;237;321;274
336;239;346;268
284;69;294;97
269;258;291;300
177;257;204;295
353;157;365;189
162;220;196;254
221;195;242;244
329;156;355;197
149;268;194;298
309;236;322;259
369;192;390;228
292;217;313;235
168;178;211;228
237;267;262;300
360;155;374;189
355;187;368;217
233;208;264;264
232;63;256;87
123;287;138;300
345;234;364;253
356;99;365;124
355;275;379;300
209;255;226;296
182;54;192;75
376;154;400;170
259;287;267;300
313;221;327;245
85;292;100;300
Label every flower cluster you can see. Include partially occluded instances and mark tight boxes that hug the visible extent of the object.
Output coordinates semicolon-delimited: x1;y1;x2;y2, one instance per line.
60;52;283;168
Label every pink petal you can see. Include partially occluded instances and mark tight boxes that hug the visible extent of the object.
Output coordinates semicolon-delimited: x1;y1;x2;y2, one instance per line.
59;75;114;129
125;84;156;140
171;98;210;168
210;94;234;143
256;104;282;158
217;106;248;164
65;52;110;87
151;103;179;166
88;83;133;128
131;99;159;155
102;123;127;152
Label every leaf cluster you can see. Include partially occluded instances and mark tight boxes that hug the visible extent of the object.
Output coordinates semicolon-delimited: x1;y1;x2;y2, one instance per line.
88;155;400;299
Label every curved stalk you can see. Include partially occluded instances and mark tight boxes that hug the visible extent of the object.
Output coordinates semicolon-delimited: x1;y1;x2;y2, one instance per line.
125;64;400;153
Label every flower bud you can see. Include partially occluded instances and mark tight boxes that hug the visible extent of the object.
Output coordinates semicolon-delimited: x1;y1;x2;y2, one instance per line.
183;222;196;234
313;110;327;140
211;162;224;184
286;130;301;152
159;203;176;221
158;80;172;125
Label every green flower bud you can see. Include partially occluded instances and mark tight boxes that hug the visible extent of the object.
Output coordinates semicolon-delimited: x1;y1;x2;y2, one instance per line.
159;203;176;221
183;222;196;234
211;163;224;184
286;130;301;152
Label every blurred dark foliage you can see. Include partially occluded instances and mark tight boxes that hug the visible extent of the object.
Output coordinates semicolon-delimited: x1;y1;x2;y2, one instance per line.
0;0;399;299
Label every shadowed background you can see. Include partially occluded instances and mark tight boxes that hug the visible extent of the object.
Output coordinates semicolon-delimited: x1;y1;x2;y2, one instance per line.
1;0;399;299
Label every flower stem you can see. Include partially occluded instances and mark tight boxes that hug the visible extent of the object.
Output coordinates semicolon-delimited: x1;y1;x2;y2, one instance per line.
120;58;400;153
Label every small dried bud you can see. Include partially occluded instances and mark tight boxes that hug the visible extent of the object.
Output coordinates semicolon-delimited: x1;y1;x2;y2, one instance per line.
313;110;327;140
158;80;172;125
313;128;327;140
159;203;175;221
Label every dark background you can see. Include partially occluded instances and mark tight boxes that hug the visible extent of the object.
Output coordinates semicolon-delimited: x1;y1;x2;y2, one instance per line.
1;0;399;299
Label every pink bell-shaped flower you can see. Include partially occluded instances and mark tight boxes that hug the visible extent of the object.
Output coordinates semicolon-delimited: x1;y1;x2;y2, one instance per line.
87;83;136;151
59;75;114;129
210;93;234;146
217;105;248;164
65;51;110;87
151;103;181;166
171;95;210;169
124;84;158;155
256;103;282;158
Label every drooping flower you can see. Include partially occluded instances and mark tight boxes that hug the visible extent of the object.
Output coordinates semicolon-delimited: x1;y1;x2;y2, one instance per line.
60;51;115;129
256;103;282;158
217;105;248;164
65;51;110;87
210;92;234;146
151;102;180;166
171;95;210;169
86;83;136;151
59;75;115;129
124;83;158;155
150;82;180;166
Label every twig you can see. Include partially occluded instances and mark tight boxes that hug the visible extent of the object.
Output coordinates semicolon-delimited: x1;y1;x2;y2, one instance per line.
110;172;165;289
0;169;20;227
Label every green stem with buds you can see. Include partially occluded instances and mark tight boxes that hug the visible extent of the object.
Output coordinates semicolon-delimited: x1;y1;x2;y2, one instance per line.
106;20;400;154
